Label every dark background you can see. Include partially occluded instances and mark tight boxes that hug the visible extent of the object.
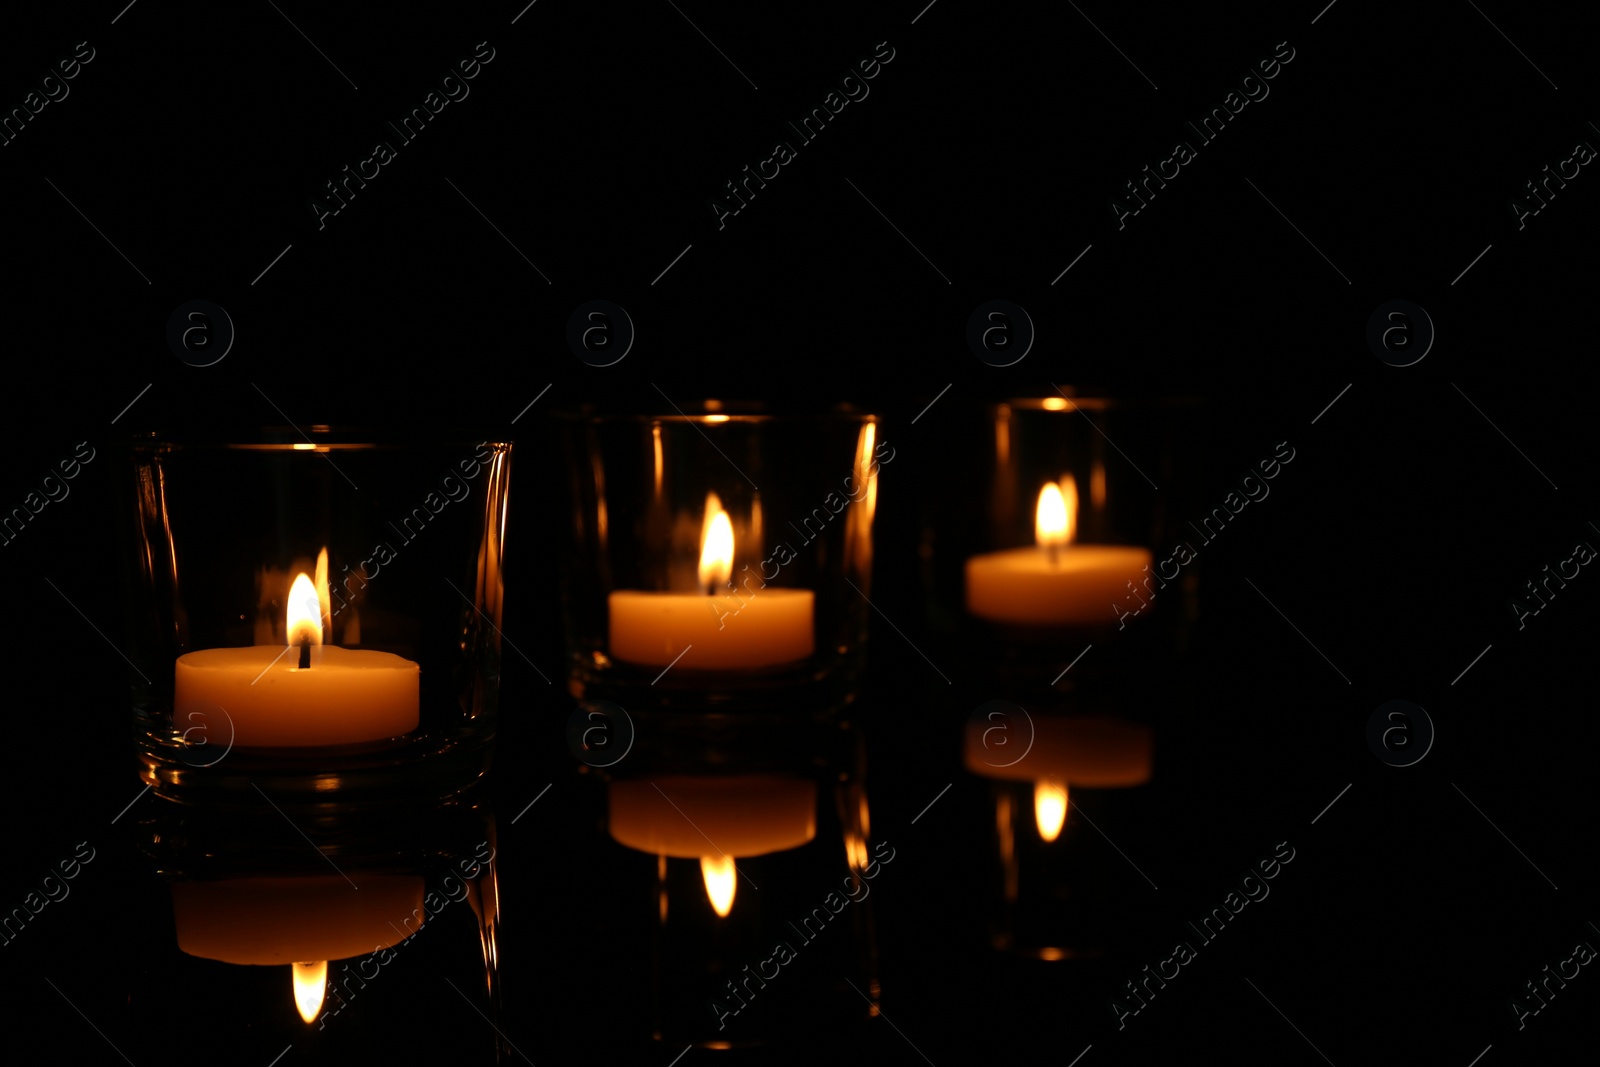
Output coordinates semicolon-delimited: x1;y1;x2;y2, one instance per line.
2;1;1597;1064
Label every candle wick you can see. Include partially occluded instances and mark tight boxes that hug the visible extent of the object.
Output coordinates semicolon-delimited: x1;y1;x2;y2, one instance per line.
1048;543;1059;568
298;641;311;670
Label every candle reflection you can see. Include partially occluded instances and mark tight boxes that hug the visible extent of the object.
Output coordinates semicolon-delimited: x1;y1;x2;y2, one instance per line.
593;716;878;1048
967;708;1155;959
170;872;427;1024
609;775;817;918
128;793;504;1062
1033;778;1068;842
700;855;738;917
291;960;327;1024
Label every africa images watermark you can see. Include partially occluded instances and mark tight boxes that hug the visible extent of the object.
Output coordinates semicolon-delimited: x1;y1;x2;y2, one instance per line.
1508;131;1595;230
0;40;96;149
309;41;498;230
1;841;98;948
709;40;898;230
316;839;496;1028
1508;529;1594;630
325;441;501;619
1509;925;1595;1031
0;441;97;549
1110;39;1297;230
1113;440;1297;628
709;840;897;1030
1111;840;1297;1029
708;438;895;631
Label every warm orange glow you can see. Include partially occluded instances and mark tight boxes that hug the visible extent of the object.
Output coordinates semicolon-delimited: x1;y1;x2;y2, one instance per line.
1042;396;1069;411
1035;482;1069;550
847;788;871;869
846;422;880;574
698;494;734;593
1060;475;1078;543
651;423;664;497
658;854;669;924
703;414;731;423
701;854;737;917
313;547;331;634
292;960;327;1023
997;791;1018;904
292;442;317;450
1035;477;1078;551
286;573;324;648
1034;778;1068;842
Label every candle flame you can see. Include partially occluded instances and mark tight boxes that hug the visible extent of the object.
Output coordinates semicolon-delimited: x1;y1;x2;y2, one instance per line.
283;547;333;648
698;493;734;593
1036;478;1076;549
1034;779;1068;842
292;960;327;1024
701;854;737;917
286;573;324;648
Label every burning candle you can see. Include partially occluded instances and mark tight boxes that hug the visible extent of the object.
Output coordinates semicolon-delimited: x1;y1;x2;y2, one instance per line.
607;494;814;670
173;549;420;747
965;478;1152;626
608;775;817;916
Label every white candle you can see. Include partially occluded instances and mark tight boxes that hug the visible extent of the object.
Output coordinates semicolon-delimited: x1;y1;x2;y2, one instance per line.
173;551;419;747
966;479;1151;625
607;590;814;669
608;493;814;670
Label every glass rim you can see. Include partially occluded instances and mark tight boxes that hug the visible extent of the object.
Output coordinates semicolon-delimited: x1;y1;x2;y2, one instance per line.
550;400;879;424
124;427;512;452
990;394;1205;413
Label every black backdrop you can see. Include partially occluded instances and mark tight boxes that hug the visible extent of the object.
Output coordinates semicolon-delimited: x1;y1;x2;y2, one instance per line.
2;2;1597;1065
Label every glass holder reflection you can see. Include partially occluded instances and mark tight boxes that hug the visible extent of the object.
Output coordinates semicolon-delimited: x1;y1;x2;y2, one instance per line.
126;792;504;1064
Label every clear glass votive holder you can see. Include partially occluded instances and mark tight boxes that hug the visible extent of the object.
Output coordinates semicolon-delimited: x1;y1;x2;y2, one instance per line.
930;395;1200;694
121;428;513;802
555;403;886;713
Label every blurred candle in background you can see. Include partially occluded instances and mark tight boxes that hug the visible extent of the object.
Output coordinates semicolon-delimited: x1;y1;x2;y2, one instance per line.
965;478;1151;626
